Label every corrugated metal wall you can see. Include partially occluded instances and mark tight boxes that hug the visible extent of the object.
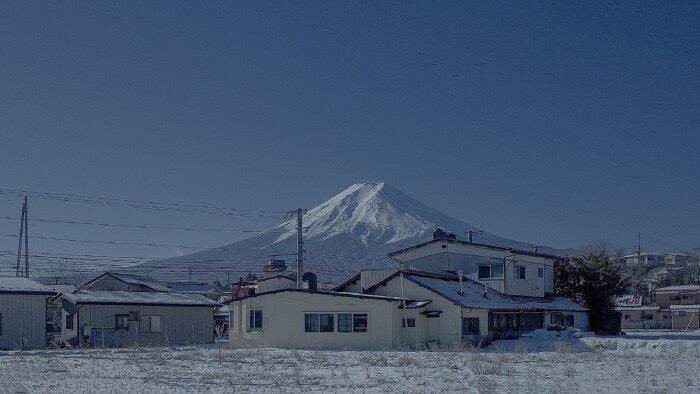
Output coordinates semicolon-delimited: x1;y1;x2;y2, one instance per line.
77;304;214;347
0;294;47;349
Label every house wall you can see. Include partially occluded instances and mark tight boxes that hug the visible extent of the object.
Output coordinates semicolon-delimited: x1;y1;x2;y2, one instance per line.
392;242;554;297
229;292;403;350
672;308;700;330
70;303;214;347
359;269;398;292
257;277;296;293
655;292;700;308
371;277;485;347
0;294;48;349
619;309;671;330
86;276;153;292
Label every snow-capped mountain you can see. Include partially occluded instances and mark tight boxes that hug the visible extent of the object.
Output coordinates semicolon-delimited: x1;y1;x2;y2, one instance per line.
122;182;550;285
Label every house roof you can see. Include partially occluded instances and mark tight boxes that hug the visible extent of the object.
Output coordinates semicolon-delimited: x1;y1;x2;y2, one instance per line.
256;274;296;283
227;288;406;303
332;273;361;292
166;282;211;293
0;277;55;294
61;290;220;307
669;304;700;310
387;238;564;260
83;272;172;292
615;306;660;311
406;274;588;312
614;294;643;307
655;285;700;292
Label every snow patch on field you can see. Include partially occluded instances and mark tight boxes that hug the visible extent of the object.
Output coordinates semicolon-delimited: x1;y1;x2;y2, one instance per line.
0;333;698;393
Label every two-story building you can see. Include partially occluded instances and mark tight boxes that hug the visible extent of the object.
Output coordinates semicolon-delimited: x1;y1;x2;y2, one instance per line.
655;284;700;330
228;237;588;350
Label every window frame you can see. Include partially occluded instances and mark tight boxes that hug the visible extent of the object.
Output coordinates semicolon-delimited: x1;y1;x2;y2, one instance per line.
0;312;2;336
402;318;416;328
305;313;335;333
115;314;129;331
538;267;544;278
352;313;368;333
478;265;491;279
514;265;526;279
140;315;163;333
65;313;74;331
249;309;263;331
462;317;480;335
337;313;352;333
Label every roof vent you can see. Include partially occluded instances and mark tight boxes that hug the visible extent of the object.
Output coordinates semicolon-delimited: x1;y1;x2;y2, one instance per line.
302;272;318;291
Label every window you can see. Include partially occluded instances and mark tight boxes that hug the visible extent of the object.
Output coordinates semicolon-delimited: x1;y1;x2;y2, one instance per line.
116;314;129;330
338;313;352;333
491;264;504;278
673;310;686;316
641;314;652;321
402;318;416;328
0;313;2;336
65;314;74;330
140;316;162;333
681;295;689;300
353;314;368;332
671;295;681;301
462;317;480;335
624;314;631;320
514;266;526;279
304;313;334;332
565;315;575;327
128;311;140;321
478;265;491;279
479;264;504;279
249;309;263;331
538;267;544;278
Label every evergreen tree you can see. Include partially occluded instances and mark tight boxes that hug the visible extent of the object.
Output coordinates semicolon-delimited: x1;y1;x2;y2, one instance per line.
554;251;629;333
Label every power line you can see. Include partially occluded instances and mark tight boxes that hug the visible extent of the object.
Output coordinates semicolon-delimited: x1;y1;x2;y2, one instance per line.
0;188;284;219
0;215;286;234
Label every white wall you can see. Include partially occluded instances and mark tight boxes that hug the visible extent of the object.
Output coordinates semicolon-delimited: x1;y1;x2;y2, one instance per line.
257;277;296;293
230;292;404;350
392;241;555;297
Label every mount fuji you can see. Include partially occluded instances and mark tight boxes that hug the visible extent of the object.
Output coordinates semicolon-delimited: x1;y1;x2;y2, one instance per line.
122;182;554;286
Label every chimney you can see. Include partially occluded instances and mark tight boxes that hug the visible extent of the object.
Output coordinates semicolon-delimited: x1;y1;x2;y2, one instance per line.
458;270;464;295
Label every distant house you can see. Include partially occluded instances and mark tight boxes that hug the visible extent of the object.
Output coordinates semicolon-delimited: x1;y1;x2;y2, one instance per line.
167;281;211;295
255;275;296;293
616;306;670;330
0;277;55;349
386;237;558;297
52;272;219;347
83;272;173;292
655;285;700;330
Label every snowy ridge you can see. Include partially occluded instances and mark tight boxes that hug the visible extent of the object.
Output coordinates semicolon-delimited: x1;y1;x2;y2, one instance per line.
121;182;552;284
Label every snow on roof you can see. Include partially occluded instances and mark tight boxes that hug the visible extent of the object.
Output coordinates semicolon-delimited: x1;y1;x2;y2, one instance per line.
167;282;211;292
614;294;643;307
406;274;588;312
669;304;700;310
62;290;219;306
655;285;700;292
107;273;173;292
615;306;660;311
0;276;55;294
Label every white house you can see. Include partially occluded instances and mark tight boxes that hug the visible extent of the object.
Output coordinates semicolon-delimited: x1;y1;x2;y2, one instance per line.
386;238;557;297
228;289;406;350
229;270;588;350
0;277;55;349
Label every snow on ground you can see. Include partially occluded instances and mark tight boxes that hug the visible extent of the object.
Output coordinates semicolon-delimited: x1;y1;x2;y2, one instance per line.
1;332;698;393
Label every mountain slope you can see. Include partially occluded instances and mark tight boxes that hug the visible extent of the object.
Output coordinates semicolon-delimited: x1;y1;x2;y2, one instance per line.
122;182;547;285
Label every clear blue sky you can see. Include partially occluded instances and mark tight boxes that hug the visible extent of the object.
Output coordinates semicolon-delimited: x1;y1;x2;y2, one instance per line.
1;1;699;270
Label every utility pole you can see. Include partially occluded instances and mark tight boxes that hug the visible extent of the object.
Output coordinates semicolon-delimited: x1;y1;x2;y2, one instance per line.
287;208;307;289
15;197;29;277
466;230;483;243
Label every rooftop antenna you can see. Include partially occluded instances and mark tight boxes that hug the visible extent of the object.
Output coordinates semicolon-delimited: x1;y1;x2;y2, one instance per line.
465;230;483;243
15;196;29;277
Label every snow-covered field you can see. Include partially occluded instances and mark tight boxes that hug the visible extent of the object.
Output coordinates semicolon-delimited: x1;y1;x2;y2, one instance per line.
1;331;698;393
